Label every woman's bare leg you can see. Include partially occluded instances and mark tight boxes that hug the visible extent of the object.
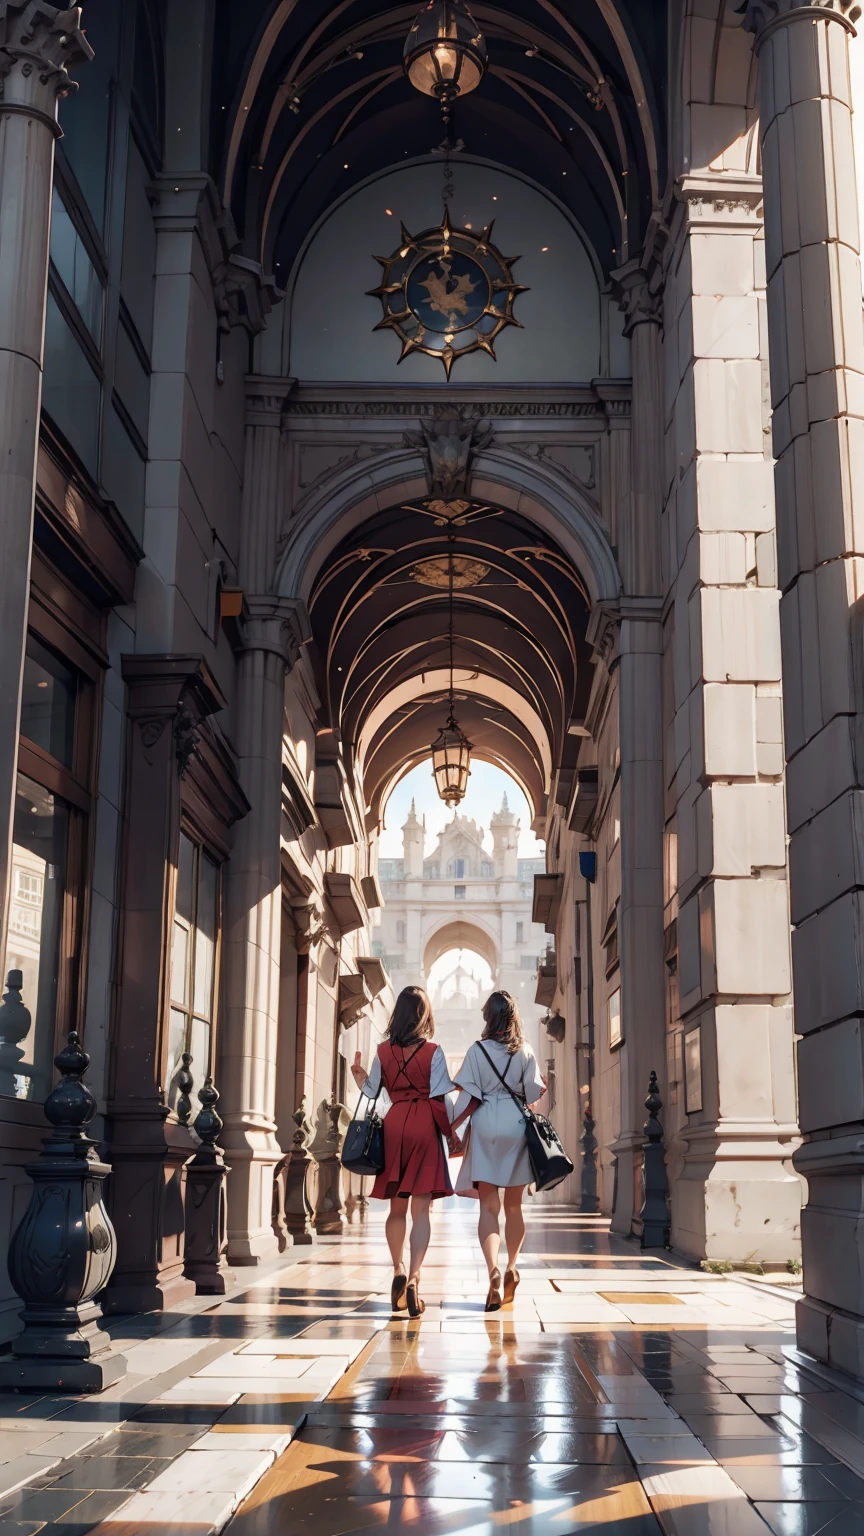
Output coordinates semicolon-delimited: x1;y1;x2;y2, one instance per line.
408;1195;432;1280
386;1197;408;1274
477;1182;502;1275
503;1185;527;1270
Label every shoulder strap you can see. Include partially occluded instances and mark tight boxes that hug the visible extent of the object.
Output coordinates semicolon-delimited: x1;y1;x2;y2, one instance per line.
477;1042;527;1108
391;1040;426;1090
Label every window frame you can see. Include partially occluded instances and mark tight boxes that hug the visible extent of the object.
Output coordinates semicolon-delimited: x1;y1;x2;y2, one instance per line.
165;821;223;1115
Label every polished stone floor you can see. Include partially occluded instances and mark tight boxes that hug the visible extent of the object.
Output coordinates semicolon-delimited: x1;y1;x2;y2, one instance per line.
2;1203;864;1535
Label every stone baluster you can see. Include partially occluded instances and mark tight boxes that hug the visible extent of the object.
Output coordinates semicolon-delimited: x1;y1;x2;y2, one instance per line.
184;1076;234;1296
309;1098;349;1237
271;1152;291;1253
0;1028;125;1392
635;1071;670;1251
283;1100;314;1245
579;1105;600;1214
742;0;864;1378
0;5;91;955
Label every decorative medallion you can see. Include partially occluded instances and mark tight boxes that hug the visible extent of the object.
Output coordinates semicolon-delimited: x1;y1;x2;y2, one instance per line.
369;209;527;378
411;554;489;589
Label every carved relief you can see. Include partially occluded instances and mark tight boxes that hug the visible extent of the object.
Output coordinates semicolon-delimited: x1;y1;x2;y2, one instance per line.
0;2;92;105
403;405;494;501
511;442;596;489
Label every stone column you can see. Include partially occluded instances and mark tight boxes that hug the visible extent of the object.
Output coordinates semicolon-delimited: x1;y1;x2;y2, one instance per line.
660;172;800;1267
0;5;91;954
744;0;864;1378
606;265;667;1236
219;380;307;1263
105;657;224;1312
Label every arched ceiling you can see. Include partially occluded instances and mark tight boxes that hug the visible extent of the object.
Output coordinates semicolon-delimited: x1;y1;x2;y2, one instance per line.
213;1;666;281
308;496;594;826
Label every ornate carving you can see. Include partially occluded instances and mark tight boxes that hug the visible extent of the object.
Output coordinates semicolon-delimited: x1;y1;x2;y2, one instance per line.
174;702;201;779
741;0;861;39
610;259;663;337
283;1099;314;1244
0;3;92;119
0;1027;125;1392
284;398;605;419
309;1097;350;1236
403;405;493;501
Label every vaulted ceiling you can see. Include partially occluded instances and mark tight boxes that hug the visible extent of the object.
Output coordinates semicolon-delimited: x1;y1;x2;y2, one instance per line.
308;496;594;824
213;1;666;282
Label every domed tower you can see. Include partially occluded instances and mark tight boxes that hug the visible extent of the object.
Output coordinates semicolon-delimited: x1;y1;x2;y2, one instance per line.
490;793;519;880
402;798;424;878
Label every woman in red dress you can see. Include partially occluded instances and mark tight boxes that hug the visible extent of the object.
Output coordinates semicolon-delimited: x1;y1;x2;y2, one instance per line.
351;986;459;1318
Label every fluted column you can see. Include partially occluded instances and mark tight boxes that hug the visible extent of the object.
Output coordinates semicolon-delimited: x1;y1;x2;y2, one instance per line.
744;0;864;1380
0;5;91;955
606;263;667;1237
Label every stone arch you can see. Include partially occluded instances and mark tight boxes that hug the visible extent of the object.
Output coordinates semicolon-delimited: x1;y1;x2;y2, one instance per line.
422;918;500;981
274;444;622;610
670;1;758;180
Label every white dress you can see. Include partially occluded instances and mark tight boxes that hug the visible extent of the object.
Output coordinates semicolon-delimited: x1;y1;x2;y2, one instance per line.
452;1039;545;1197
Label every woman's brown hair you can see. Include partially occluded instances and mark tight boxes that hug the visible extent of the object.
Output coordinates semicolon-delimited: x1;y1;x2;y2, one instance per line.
386;985;435;1047
481;990;524;1053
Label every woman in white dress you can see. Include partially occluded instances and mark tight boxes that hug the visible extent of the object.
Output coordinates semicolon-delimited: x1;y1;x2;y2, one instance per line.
450;991;546;1312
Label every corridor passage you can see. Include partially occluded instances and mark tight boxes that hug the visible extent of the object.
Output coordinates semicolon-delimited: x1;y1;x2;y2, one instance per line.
2;1203;864;1535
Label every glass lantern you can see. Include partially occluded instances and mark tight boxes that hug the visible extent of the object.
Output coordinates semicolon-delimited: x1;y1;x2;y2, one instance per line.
404;0;487;103
431;715;472;806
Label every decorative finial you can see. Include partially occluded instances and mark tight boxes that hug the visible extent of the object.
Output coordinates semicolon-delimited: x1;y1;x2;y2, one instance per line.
44;1030;97;1146
193;1076;223;1148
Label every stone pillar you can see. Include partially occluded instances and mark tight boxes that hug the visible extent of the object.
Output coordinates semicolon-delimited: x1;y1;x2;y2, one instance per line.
660;170;801;1266
606;265;667;1237
744;0;864;1377
0;6;91;953
220;380;307;1263
221;601;299;1263
105;657;224;1312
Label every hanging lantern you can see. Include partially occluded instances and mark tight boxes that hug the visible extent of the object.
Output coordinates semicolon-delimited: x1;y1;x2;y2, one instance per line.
431;713;472;807
404;0;487;108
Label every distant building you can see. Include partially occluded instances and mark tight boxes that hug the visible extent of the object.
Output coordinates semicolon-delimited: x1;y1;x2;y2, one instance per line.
375;795;548;1068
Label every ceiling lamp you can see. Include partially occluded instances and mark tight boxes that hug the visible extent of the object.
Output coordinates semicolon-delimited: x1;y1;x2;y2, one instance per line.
430;535;472;807
404;1;487;119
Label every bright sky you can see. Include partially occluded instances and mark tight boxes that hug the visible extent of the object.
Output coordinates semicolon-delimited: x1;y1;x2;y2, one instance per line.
378;759;545;860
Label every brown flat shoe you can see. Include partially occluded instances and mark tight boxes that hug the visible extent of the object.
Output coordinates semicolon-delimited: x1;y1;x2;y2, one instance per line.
406;1279;425;1318
503;1268;520;1306
391;1273;408;1312
485;1268;503;1313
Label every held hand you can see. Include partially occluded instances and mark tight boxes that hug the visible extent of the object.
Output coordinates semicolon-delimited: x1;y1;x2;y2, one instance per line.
350;1051;368;1089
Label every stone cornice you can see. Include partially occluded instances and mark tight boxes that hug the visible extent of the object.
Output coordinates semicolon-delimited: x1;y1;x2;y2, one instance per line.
245;375;297;429
741;0;860;47
0;2;92;129
275;383;630;421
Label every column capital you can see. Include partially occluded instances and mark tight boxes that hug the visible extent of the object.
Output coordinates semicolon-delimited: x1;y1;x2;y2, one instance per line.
243;595;311;664
0;3;93;129
741;0;860;47
610;259;663;337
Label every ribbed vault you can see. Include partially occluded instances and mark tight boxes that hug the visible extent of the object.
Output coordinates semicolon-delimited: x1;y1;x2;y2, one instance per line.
213;1;666;281
307;495;593;827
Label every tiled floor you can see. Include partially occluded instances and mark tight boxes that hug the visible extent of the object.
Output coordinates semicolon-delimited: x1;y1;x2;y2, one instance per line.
2;1204;864;1534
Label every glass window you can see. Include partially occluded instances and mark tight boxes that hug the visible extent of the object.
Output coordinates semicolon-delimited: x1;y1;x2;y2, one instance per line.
42;292;101;476
608;987;622;1050
455;885;466;900
57;0;120;231
167;832;220;1113
20;636;77;767
50;188;103;344
516;921;524;944
1;776;69;1102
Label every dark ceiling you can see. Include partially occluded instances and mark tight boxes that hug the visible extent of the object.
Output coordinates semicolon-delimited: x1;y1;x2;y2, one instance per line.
308;496;594;823
213;1;667;284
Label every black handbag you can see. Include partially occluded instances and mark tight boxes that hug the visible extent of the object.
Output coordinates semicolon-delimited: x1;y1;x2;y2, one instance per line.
341;1080;385;1177
477;1043;574;1192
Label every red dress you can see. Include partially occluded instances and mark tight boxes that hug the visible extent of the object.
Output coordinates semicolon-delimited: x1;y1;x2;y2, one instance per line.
371;1041;453;1201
